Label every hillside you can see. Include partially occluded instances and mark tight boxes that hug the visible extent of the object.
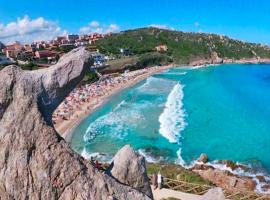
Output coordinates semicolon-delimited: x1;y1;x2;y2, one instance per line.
96;27;270;64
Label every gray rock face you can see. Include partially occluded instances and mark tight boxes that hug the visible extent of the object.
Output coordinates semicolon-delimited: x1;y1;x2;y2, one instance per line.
200;188;226;200
0;47;151;200
108;145;153;199
198;153;208;163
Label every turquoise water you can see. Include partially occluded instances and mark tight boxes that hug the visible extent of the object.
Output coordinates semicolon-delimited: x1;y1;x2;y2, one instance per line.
71;64;270;173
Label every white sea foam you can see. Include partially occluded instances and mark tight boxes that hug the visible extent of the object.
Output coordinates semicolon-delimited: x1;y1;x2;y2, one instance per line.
138;149;164;163
158;82;187;143
164;72;187;75
174;156;270;194
81;147;113;162
114;100;126;110
204;161;270;194
137;76;175;94
188;63;221;70
83;100;149;142
176;149;186;166
175;159;270;194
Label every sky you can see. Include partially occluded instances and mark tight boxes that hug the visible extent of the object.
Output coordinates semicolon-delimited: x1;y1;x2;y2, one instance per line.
0;0;270;44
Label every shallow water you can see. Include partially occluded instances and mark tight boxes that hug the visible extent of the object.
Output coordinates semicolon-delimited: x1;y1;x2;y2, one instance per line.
71;64;270;174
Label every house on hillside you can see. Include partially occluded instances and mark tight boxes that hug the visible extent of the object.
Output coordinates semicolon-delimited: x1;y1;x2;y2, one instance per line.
4;42;23;58
75;41;89;47
66;34;79;43
155;45;168;52
35;50;58;63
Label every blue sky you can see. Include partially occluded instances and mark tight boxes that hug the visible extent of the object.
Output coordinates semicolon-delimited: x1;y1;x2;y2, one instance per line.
0;0;270;44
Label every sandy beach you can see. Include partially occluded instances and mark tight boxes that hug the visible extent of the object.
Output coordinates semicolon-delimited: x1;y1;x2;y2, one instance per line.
53;64;175;141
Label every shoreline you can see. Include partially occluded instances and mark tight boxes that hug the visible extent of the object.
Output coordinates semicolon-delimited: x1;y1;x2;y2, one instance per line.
189;56;270;66
53;59;270;195
54;57;270;141
54;64;176;141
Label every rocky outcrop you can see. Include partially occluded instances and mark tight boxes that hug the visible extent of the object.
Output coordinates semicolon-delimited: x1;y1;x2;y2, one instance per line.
189;51;223;66
107;145;153;199
189;54;270;67
192;165;256;193
198;153;208;163
0;47;151;200
200;187;225;200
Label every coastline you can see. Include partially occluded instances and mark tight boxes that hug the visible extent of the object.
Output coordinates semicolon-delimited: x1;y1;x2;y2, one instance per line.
55;56;270;142
53;59;270;195
54;64;176;142
189;56;270;66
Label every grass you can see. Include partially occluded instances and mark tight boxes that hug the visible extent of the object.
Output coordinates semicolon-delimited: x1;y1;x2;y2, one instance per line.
105;56;139;72
147;163;211;186
106;56;139;66
102;52;172;73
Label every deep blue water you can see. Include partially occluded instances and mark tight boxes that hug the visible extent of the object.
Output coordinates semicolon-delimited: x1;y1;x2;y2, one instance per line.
71;64;270;173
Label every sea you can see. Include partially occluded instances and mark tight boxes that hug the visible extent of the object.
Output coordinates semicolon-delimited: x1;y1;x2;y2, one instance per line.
70;63;270;192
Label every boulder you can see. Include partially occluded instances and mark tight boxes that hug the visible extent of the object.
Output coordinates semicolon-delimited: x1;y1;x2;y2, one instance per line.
0;47;151;200
108;145;153;199
200;187;225;200
198;153;208;163
193;167;256;193
220;160;237;170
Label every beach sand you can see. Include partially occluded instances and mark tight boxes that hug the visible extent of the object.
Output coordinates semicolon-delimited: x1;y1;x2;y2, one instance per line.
54;64;175;141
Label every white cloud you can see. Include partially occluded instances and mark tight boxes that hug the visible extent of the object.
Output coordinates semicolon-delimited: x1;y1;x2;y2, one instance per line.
149;24;175;30
107;24;119;32
0;15;65;44
90;21;100;28
80;21;120;34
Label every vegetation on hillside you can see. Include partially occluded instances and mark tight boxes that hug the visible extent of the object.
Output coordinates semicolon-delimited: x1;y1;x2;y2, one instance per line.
100;52;172;74
80;71;99;85
96;27;270;64
146;163;211;186
20;62;39;71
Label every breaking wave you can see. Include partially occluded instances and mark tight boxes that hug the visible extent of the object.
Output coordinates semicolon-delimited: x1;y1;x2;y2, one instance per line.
81;147;113;162
138;149;164;163
83;99;149;143
137;76;176;94
158;82;187;143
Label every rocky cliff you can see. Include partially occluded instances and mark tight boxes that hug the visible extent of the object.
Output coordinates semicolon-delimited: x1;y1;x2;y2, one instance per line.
0;47;151;200
108;145;153;198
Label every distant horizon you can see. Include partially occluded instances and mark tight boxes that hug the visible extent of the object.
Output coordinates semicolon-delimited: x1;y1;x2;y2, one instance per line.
1;0;270;45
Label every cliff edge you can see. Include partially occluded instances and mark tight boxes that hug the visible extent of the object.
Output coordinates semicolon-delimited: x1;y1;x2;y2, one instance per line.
0;47;151;200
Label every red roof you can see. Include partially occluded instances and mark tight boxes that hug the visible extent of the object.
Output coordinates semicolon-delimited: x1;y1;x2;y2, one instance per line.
35;50;57;58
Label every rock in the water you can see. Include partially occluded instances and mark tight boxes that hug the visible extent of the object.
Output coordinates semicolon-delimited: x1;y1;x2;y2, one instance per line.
0;47;151;200
108;145;153;199
200;188;225;200
198;153;208;163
